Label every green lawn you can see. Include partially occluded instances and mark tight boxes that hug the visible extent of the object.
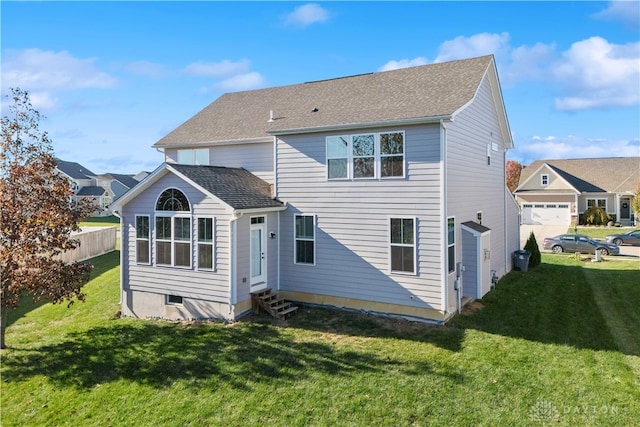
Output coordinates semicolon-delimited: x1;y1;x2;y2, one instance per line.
79;215;120;230
567;226;637;239
2;253;638;426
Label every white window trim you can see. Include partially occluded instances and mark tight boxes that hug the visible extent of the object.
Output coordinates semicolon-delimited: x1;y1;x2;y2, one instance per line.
587;198;607;211
294;214;316;266
447;217;455;275
166;294;183;305
541;174;549;186
135;215;151;265
196;216;215;271
476;211;483;225
326;131;405;181
177;148;209;165
154;213;192;268
389;216;417;275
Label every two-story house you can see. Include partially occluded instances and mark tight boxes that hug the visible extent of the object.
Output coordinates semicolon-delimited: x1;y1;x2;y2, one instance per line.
113;55;520;324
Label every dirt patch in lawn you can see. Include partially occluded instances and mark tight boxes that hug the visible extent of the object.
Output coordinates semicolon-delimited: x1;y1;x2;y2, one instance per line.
461;301;485;316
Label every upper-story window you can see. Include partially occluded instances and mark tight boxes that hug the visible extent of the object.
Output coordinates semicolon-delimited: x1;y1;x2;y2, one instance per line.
541;174;549;186
177;148;209;165
326;131;405;180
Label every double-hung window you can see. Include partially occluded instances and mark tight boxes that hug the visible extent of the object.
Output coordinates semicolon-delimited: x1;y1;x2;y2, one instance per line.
295;215;315;265
326;131;404;180
587;199;607;210
352;134;376;178
390;218;415;274
541;174;549;186
155;188;191;268
327;136;349;179
135;215;150;264
197;217;214;270
447;217;455;274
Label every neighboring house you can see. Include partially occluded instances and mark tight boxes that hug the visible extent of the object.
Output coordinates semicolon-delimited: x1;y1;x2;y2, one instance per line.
112;55;520;324
55;158;141;214
514;157;639;226
95;173;142;209
55;158;107;212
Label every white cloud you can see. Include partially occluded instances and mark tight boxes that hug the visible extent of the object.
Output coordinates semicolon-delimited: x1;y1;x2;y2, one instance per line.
183;59;251;77
284;3;330;28
378;57;428;72
2;49;117;92
127;61;167;78
510;135;640;164
2;48;117;111
592;1;640;30
385;32;638;111
215;72;267;92
551;37;640;111
434;32;512;63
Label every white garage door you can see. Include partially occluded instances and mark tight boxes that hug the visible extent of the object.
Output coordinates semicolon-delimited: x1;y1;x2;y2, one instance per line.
522;204;570;225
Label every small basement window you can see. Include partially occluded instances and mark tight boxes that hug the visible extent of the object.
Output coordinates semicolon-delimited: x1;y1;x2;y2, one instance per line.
166;295;183;305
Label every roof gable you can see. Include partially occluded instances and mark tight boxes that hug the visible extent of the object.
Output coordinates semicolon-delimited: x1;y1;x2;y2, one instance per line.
516;157;640;194
155;55;496;147
169;164;284;210
112;163;284;212
55;158;96;179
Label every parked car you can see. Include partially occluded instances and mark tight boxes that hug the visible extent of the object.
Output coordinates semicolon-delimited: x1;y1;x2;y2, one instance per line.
542;234;620;255
605;229;640;246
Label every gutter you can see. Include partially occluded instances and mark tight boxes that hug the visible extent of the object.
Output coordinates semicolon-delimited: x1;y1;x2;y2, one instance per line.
268;115;453;136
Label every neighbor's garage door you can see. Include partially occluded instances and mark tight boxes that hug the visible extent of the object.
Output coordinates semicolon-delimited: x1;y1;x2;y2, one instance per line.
522;204;570;225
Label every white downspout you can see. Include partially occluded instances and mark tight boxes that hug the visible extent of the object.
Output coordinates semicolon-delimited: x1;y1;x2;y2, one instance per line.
118;212;124;306
228;212;240;319
440;119;449;317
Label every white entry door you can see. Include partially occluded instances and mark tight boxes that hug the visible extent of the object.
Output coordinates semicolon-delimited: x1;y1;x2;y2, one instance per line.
250;216;266;289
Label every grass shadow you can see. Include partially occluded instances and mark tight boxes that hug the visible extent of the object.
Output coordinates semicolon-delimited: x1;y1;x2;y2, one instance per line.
5;251;120;328
1;318;464;390
451;258;627;354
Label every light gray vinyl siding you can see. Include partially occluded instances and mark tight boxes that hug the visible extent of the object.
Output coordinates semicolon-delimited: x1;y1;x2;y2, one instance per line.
233;212;280;304
122;173;231;303
446;75;513;279
164;142;274;184
276;124;443;310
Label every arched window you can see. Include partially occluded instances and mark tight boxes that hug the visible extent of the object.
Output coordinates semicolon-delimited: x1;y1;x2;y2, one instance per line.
155;188;191;267
156;188;190;211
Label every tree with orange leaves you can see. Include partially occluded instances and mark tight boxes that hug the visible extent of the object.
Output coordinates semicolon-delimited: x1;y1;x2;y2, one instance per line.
1;88;94;349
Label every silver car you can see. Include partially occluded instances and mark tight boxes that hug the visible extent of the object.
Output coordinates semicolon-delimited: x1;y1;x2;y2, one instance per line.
542;234;620;255
605;229;640;246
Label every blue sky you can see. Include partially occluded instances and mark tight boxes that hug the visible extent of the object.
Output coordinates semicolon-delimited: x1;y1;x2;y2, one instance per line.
2;1;639;174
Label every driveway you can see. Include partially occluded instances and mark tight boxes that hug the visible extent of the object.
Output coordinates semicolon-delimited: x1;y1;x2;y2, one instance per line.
520;224;640;258
520;224;567;251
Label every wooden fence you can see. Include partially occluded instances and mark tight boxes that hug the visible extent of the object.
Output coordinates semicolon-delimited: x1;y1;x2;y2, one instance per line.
58;226;117;263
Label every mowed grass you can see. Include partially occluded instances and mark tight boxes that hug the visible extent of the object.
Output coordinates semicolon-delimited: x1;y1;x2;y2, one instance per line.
1;253;638;426
567;226;637;240
79;215;120;230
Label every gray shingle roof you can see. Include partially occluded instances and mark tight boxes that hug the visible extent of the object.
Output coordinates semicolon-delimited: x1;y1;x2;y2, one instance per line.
169;164;284;210
55;158;96;179
155;55;494;147
76;186;106;196
518;157;640;193
108;173;140;189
